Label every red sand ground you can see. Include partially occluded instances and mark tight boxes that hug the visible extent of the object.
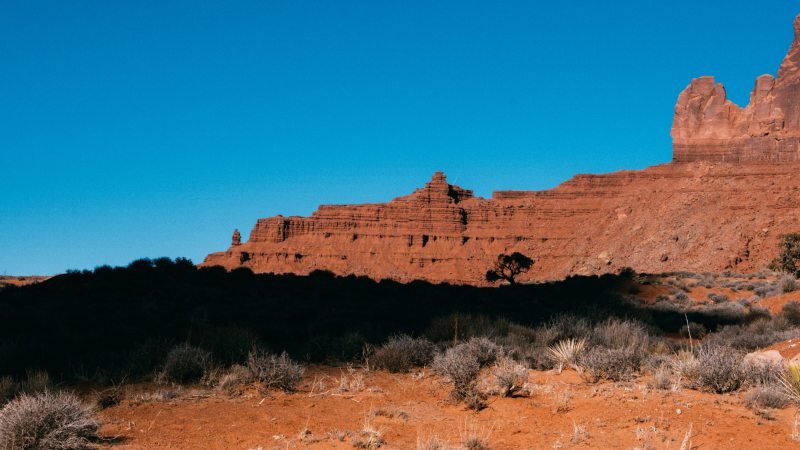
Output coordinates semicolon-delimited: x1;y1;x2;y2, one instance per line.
98;367;799;449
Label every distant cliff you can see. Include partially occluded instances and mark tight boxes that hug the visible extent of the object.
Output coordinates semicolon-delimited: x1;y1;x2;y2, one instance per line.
203;15;800;284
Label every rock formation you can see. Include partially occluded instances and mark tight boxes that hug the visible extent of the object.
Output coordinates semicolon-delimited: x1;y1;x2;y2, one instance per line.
203;14;800;284
231;229;241;247
672;15;800;163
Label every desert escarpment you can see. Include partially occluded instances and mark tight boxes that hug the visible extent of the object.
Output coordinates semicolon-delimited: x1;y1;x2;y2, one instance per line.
203;15;800;284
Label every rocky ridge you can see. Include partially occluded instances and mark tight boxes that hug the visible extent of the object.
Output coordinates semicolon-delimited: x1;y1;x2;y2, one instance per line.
203;14;800;284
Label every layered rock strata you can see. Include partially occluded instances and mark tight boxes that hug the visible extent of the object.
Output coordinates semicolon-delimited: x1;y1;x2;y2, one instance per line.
672;15;800;162
203;15;800;284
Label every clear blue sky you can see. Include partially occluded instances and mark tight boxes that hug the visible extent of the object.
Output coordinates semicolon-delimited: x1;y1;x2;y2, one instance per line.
1;1;797;275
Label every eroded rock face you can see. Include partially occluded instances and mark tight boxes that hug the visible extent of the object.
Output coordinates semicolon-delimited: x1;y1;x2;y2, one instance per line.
672;15;800;163
203;163;800;284
202;14;800;285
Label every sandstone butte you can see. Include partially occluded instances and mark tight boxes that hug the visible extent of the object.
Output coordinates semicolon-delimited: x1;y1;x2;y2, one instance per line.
203;15;800;285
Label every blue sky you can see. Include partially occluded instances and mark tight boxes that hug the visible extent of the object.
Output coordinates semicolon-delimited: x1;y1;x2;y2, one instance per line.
1;1;798;275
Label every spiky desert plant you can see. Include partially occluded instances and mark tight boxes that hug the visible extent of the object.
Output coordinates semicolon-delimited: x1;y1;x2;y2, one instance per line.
779;362;800;404
547;338;586;373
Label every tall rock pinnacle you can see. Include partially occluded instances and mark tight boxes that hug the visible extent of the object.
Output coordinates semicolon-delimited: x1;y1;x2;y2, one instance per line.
672;14;800;163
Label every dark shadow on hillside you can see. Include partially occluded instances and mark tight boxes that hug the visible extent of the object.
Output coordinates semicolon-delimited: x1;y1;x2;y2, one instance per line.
0;258;759;378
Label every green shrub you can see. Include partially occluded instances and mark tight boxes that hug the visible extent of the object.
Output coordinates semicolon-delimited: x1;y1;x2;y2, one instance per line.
0;391;99;450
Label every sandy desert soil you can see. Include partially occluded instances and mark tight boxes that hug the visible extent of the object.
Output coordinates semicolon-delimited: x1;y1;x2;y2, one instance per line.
97;367;799;450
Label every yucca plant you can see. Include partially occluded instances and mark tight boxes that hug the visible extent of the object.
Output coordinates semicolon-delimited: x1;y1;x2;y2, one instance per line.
547;338;587;373
779;362;800;403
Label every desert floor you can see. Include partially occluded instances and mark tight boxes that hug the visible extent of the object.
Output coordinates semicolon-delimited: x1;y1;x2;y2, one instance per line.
97;366;798;450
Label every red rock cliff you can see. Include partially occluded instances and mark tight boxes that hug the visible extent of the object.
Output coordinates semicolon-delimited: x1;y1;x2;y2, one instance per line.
203;14;800;284
672;15;800;163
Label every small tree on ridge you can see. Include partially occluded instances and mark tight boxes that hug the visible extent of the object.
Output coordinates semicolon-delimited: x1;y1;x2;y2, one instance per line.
486;252;534;285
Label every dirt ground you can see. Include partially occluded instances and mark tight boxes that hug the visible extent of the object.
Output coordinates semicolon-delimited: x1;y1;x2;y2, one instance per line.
97;367;799;450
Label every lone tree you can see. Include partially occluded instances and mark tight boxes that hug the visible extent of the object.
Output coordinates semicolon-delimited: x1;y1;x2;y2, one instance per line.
486;252;534;285
769;233;800;276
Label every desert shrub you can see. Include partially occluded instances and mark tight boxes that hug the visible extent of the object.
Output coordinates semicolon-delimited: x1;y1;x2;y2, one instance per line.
246;349;304;391
590;319;650;353
578;347;642;382
707;293;729;304
744;305;771;323
432;346;481;402
780;274;799;293
189;325;260;365
694;345;746;393
416;436;448;450
781;301;800;326
547;338;586;372
218;364;253;390
351;426;385;449
704;318;796;351
95;382;123;410
372;335;434;373
700;301;748;322
647;365;675;390
327;331;368;363
673;350;701;389
127;338;173;379
754;285;775;298
0;391;99;450
20;370;50;394
744;385;789;410
495;324;548;369
492;357;528;397
462;435;490;450
546;315;592;343
673;292;690;302
158;343;212;384
462;337;501;367
0;377;16;406
678;322;707;339
742;360;785;386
